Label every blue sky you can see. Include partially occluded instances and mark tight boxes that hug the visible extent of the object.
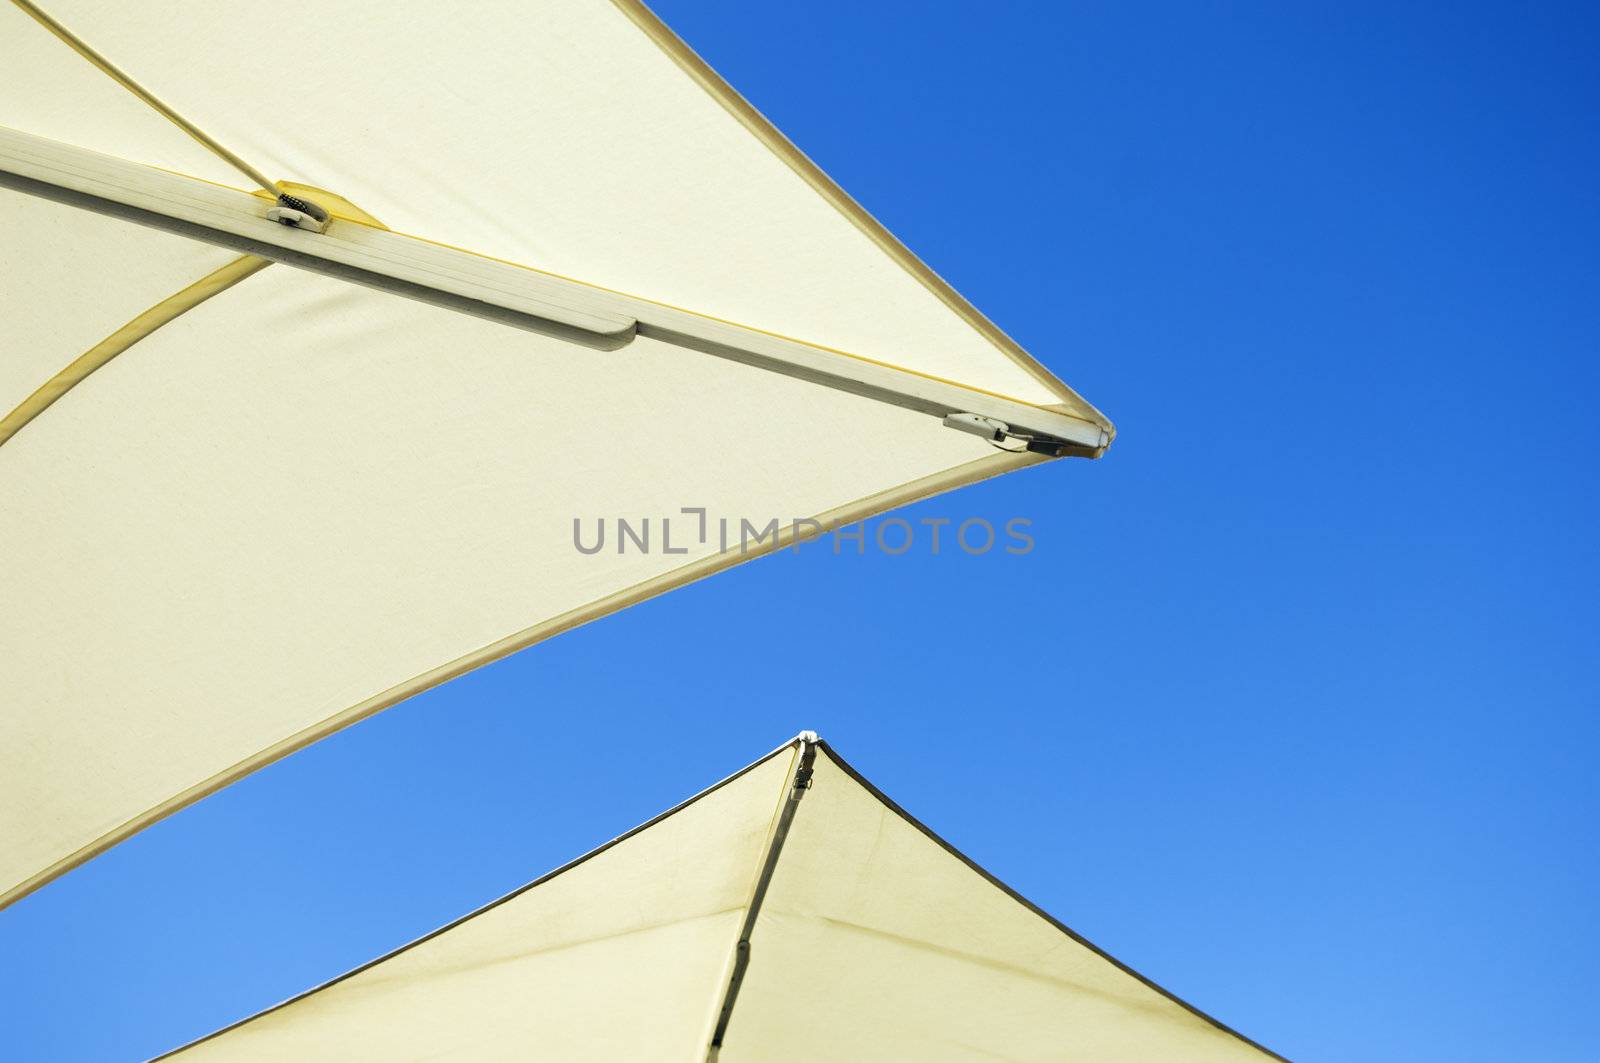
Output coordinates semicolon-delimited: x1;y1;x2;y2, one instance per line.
3;2;1597;1060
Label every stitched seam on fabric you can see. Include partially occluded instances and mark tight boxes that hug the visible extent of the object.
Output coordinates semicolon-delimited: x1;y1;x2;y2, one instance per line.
0;255;271;449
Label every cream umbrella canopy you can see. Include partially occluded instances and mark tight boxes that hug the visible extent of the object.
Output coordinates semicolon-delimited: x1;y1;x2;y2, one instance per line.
151;735;1280;1062
0;0;1113;908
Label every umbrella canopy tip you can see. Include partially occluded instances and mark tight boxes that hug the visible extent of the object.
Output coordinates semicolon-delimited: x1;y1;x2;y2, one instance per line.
795;729;820;745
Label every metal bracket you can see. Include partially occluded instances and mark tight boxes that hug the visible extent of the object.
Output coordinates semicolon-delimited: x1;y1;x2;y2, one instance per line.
942;412;1009;442
265;193;330;233
943;411;1093;457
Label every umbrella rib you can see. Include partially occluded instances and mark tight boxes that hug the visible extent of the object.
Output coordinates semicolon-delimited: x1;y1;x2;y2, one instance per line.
0;124;1112;452
704;735;819;1058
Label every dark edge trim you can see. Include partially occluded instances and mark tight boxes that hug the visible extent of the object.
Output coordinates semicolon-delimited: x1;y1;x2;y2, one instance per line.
147;737;806;1061
814;741;1292;1063
707;738;816;1052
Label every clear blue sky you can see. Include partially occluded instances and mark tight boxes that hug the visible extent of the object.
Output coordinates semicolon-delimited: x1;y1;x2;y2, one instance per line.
3;2;1596;1060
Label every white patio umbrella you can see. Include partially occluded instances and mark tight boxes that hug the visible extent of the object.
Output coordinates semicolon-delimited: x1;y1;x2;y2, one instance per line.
0;0;1111;908
152;735;1279;1062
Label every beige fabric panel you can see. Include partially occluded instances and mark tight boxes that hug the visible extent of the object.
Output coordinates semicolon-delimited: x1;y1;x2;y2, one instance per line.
0;188;240;418
150;742;1273;1060
720;748;1274;1062
28;0;1070;406
0;265;998;900
165;749;797;1060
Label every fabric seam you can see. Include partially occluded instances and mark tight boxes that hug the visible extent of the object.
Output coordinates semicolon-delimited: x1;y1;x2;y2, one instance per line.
0;255;270;448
